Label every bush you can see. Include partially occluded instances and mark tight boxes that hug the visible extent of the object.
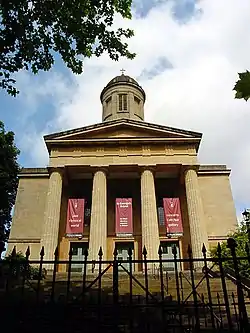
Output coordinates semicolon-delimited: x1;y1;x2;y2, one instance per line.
3;251;46;280
210;224;250;278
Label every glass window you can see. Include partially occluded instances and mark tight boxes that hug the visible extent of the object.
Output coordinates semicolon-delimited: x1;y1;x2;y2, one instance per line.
84;207;91;226
106;96;112;104
162;245;168;254
157;206;165;226
123;94;128;110
134;96;140;104
71;246;78;256
118;94;128;111
81;246;88;255
118;94;123;110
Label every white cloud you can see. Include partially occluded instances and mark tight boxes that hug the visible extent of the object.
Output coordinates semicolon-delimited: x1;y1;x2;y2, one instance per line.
19;0;250;212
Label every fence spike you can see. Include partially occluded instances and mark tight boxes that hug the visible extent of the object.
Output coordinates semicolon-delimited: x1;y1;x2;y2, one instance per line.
113;247;118;257
158;245;163;256
68;246;73;257
11;246;16;257
187;244;192;256
83;248;88;257
217;242;222;255
25;246;30;258
128;247;133;256
142;245;147;256
202;243;207;254
245;242;249;254
98;246;103;257
172;245;177;256
40;246;45;257
227;237;237;250
54;246;59;258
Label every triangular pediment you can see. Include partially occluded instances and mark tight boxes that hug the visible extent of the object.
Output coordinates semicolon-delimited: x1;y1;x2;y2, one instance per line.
44;119;202;142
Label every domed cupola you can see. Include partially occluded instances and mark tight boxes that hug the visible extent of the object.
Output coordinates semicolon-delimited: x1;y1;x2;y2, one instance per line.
100;72;146;122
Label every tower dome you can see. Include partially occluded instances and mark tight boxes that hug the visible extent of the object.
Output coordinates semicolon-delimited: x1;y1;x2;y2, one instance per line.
100;73;146;122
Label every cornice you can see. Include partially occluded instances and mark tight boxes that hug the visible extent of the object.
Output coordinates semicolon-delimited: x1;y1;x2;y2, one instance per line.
198;164;231;176
18;167;49;178
44;119;202;141
46;137;201;145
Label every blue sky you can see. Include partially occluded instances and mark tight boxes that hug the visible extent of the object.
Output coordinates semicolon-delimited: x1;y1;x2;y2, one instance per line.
1;0;250;219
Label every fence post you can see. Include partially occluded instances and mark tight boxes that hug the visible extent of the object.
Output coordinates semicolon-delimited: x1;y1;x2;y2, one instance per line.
6;246;16;294
128;247;133;304
173;245;182;326
172;245;181;305
227;238;249;332
36;246;44;303
82;247;88;303
202;243;215;329
158;245;164;301
51;246;59;302
188;244;200;331
113;247;118;304
98;247;103;304
113;247;119;332
142;246;149;303
66;246;73;303
0;241;5;259
0;241;4;289
21;246;30;299
245;243;250;266
217;242;232;331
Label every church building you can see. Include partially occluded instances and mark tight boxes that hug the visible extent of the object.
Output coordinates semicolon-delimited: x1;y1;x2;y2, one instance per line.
8;73;237;271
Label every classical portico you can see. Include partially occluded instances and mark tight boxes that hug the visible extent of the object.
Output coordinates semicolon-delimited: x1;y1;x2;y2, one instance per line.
9;74;238;271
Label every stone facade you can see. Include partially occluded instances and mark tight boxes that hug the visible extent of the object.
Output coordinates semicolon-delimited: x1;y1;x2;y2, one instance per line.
8;74;238;270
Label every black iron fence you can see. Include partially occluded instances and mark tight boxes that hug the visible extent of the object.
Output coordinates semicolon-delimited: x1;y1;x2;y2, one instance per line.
0;238;250;333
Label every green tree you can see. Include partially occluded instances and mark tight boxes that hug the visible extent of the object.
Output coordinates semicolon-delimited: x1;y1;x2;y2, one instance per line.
233;71;250;101
210;224;250;278
0;121;20;249
0;0;135;96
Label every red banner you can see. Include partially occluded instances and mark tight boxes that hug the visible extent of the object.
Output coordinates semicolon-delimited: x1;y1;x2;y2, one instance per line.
115;198;133;237
163;198;183;236
66;198;85;237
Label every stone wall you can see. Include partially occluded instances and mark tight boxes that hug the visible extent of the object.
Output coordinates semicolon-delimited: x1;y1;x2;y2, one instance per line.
8;175;49;259
198;174;237;246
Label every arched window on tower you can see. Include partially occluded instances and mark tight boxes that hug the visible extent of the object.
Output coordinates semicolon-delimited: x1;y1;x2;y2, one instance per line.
118;94;128;111
106;96;112;105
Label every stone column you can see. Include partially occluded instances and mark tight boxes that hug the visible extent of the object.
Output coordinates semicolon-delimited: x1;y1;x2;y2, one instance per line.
141;169;160;268
185;168;208;260
42;169;63;264
88;170;107;262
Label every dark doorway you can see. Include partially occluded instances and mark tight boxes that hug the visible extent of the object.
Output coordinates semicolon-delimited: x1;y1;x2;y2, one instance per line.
70;242;89;272
116;242;134;272
160;241;180;271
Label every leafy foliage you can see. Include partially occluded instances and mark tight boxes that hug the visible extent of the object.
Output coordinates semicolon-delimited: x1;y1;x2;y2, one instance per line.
0;121;20;246
3;251;45;279
210;224;250;278
233;71;250;101
0;0;135;96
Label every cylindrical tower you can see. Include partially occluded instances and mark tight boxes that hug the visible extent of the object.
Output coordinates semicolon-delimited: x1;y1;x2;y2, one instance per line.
100;73;146;122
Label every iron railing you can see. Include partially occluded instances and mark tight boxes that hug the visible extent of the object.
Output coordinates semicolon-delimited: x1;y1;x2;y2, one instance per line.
0;238;250;333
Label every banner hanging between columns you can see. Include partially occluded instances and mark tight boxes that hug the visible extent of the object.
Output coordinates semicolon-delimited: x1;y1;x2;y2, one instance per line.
66;198;85;237
163;198;183;236
116;198;133;237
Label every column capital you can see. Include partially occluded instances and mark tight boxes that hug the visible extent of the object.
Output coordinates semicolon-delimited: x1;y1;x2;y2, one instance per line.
140;166;156;175
182;165;200;175
92;167;108;175
47;167;64;176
